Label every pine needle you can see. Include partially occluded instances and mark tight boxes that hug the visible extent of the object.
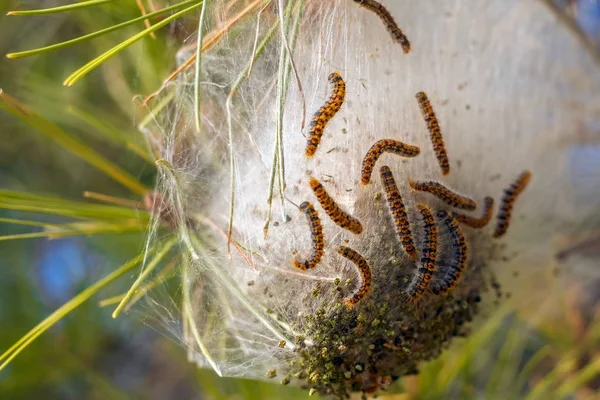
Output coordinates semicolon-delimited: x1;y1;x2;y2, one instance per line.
112;236;177;318
7;0;115;16
83;191;144;208
436;304;513;389
64;2;204;86
193;0;208;133
99;256;178;309
554;353;600;397
67;107;155;164
0;90;148;195
0;251;148;371
135;0;156;39
0;190;148;221
6;0;199;59
0;217;60;228
0;221;146;242
143;0;267;105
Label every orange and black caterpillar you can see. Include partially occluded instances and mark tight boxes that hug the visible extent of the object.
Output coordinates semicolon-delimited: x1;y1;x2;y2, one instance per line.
361;139;420;185
408;179;477;211
310;177;363;234
352;0;411;54
454;196;494;229
380;166;417;261
292;201;325;270
305;72;346;157
405;204;438;301
494;170;532;238
430;210;469;295
338;246;372;306
415;92;450;175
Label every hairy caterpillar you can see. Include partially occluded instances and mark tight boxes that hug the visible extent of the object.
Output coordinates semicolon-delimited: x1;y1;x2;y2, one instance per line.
405;204;438;301
338;246;373;306
361;139;420;185
305;72;346;157
352;0;411;54
380;165;417;261
430;210;469;295
292;202;326;270
494;171;532;238
454;196;494;229
408;179;477;211
310;177;363;234
415;91;450;175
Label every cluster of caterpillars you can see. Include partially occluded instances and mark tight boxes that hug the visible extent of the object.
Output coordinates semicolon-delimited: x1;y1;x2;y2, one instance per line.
298;67;370;306
358;91;531;302
291;0;531;307
294;84;532;306
293;176;369;306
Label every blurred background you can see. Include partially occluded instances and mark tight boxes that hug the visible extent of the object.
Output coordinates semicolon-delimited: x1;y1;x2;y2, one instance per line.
0;1;598;399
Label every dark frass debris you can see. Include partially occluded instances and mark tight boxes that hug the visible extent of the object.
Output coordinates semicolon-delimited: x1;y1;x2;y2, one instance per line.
275;240;497;399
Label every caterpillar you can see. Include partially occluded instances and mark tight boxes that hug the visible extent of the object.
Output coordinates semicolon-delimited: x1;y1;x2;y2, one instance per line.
408;179;477;211
493;170;532;238
292;201;325;270
380;166;417;261
352;0;411;54
338;246;372;306
305;72;346;157
430;210;469;295
361;139;420;185
310;177;363;234
405;204;438;301
415;92;450;175
454;196;495;229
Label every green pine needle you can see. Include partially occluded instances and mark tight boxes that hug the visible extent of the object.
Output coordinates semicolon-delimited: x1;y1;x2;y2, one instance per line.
7;0;115;16
0;217;61;228
6;0;199;59
67;106;155;164
0;250;148;372
63;1;204;86
0;90;149;195
0;190;149;221
0;221;147;242
112;236;177;318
